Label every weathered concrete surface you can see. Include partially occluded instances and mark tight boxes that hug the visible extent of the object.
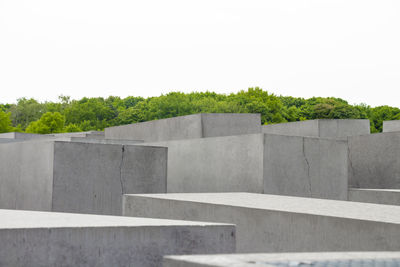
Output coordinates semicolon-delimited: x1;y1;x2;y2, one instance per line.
349;188;400;205
264;135;348;199
143;134;347;199
124;193;400;253
383;120;400;132
68;137;144;145
50;131;105;139
0;140;167;215
164;252;400;267
0;209;235;267
0;132;49;139
262;119;370;140
348;132;400;188
105;113;261;142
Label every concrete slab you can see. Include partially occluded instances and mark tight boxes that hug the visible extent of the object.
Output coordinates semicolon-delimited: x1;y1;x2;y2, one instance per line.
50;131;105;139
348;188;400;205
383;120;400;132
262;119;370;140
0;132;49;139
348;132;400;188
105;113;261;142
164;252;400;267
124;193;400;253
0;209;235;267
142;133;348;200
0;140;167;215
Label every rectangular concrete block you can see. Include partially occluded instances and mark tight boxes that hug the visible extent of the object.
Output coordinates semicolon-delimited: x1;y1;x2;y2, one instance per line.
0;209;235;267
349;188;400;205
164;252;400;267
383;120;400;132
105;113;261;142
0;132;50;140
143;133;347;199
0;140;167;215
262;119;370;140
348;132;400;188
123;193;400;253
264;135;348;199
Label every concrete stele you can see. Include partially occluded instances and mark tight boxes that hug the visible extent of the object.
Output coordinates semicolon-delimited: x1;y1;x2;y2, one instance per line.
348;188;400;205
0;209;235;267
164;252;400;267
123;192;400;253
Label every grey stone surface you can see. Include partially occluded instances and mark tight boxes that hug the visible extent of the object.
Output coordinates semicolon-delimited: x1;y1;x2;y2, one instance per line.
0;132;50;139
383;120;400;132
262;119;370;140
164;252;400;267
348;132;400;188
0;209;235;267
0;140;167;215
105;113;261;142
143;134;347;199
263;135;348;199
348;188;400;205
68;137;144;145
123;193;400;253
50;131;105;139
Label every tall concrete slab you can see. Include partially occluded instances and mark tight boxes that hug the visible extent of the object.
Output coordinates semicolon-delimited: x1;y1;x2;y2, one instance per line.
349;188;400;205
123;193;400;253
348;132;400;188
263;135;348;199
105;113;261;142
383;120;400;132
164;252;400;267
143;133;347;199
262;119;370;140
0;209;235;267
0;140;167;215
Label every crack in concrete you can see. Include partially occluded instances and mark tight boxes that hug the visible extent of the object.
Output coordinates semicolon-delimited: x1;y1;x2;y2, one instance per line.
347;142;357;187
119;145;125;194
302;137;312;196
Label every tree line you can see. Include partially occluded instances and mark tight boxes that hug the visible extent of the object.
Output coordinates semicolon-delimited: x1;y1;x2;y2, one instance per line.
0;88;399;134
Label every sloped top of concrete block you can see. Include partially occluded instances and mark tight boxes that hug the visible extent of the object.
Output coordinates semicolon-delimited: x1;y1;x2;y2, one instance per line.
383;120;400;132
164;252;400;267
262;119;370;139
0;209;233;229
105;113;261;142
127;193;400;224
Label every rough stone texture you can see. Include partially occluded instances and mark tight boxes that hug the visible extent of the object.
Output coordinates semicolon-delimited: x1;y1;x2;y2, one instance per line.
264;135;348;199
105;113;261;142
0;140;167;215
383;120;400;132
348;188;400;205
348;132;400;188
0;209;235;267
142;134;347;199
262;119;370;140
123;193;400;253
164;252;400;267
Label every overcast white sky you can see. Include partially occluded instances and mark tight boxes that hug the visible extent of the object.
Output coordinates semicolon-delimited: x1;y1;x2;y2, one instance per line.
1;0;399;107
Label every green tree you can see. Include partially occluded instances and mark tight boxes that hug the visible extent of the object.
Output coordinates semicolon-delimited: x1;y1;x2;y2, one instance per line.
0;110;13;133
26;112;65;134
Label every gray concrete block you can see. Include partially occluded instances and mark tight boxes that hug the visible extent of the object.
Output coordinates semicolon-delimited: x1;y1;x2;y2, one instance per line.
0;209;235;267
123;193;400;253
264;135;348;199
50;131;105;139
383;120;400;132
0;140;167;215
143;133;347;199
348;132;400;188
348;188;400;205
164;252;400;267
0;132;49;139
262;119;370;140
105;113;261;142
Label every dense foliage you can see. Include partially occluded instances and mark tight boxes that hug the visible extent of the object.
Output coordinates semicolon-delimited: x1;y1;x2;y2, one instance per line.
0;88;399;134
